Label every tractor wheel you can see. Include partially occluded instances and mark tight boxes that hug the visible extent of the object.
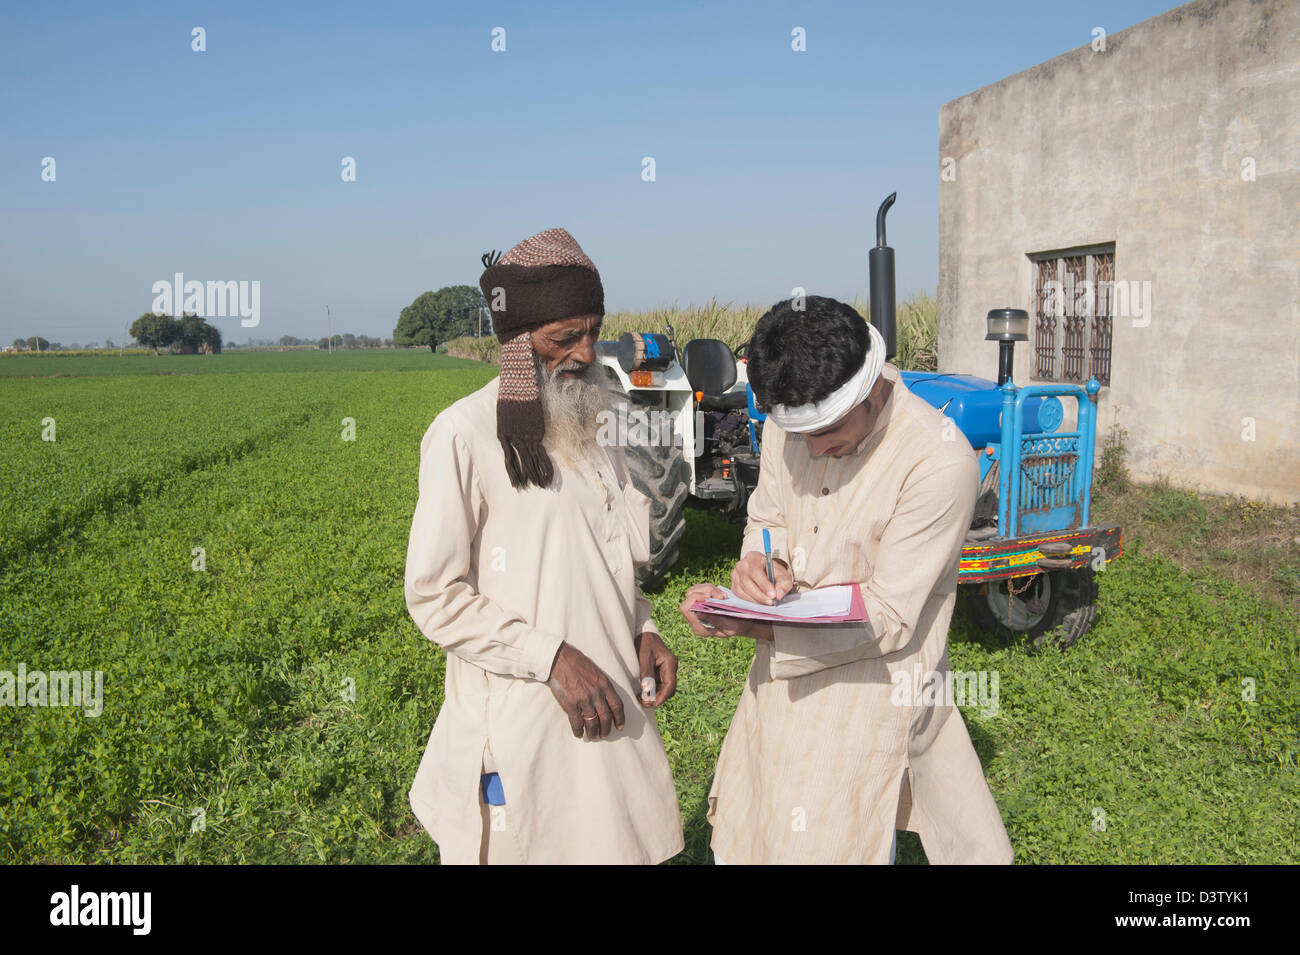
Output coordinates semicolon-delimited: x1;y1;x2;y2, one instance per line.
610;392;688;591
965;567;1098;650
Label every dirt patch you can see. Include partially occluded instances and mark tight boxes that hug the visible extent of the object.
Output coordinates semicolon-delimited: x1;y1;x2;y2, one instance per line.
1094;477;1300;616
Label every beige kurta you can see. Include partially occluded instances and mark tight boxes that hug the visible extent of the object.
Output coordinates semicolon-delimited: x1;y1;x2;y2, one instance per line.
707;363;1014;864
404;377;684;864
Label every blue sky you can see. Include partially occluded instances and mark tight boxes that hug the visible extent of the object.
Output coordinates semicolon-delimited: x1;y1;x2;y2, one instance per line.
0;0;1180;345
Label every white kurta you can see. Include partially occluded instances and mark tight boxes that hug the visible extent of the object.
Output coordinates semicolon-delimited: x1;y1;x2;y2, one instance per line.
404;377;684;864
707;363;1014;864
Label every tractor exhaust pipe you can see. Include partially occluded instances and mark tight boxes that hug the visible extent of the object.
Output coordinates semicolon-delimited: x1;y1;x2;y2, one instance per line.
869;192;897;362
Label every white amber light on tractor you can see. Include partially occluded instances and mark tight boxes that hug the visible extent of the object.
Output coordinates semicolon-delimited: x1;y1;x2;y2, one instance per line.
985;309;1030;341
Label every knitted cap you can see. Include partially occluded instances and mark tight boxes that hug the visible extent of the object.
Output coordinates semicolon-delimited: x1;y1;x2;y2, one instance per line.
479;228;604;342
477;228;605;490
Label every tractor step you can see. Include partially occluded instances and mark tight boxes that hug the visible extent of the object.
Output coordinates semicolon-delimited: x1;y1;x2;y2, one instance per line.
694;477;737;500
1037;541;1074;555
1036;557;1075;570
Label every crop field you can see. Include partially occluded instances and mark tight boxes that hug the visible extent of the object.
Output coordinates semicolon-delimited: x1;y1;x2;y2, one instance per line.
0;347;441;379
442;292;941;373
1;349;1297;864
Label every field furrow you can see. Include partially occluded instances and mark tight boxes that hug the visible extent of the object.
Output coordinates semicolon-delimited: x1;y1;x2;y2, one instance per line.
1;374;352;568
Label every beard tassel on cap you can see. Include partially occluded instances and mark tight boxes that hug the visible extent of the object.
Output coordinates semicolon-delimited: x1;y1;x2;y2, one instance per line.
496;330;554;489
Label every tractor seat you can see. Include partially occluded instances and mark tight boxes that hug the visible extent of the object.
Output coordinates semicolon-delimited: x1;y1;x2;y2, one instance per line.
706;390;749;411
683;339;741;410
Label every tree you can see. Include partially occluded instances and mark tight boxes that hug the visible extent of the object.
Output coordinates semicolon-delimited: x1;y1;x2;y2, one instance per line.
175;314;204;353
393;285;486;347
199;322;222;354
24;336;50;351
131;313;178;354
160;314;221;354
341;333;357;349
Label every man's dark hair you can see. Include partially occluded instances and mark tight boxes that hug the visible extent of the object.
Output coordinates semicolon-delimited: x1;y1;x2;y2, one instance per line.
746;295;871;411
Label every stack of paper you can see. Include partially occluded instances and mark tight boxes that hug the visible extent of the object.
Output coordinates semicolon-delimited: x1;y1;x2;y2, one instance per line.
690;585;867;624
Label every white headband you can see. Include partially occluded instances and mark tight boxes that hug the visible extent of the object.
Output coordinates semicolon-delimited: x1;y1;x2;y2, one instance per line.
765;322;886;433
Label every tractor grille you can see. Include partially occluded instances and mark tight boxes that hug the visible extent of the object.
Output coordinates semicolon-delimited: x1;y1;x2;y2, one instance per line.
1019;436;1080;518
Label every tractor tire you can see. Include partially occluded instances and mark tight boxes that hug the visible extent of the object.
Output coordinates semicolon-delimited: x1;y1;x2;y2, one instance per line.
610;392;688;591
972;460;999;528
965;567;1098;650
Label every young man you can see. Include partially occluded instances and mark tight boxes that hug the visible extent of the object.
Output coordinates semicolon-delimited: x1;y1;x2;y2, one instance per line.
405;228;683;864
680;295;1013;865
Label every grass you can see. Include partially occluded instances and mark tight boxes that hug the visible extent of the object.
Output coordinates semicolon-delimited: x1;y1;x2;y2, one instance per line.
1092;425;1300;618
1;349;1296;863
1;358;498;863
3;348;155;360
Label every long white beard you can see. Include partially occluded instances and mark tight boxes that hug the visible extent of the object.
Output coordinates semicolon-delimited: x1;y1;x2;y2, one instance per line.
538;358;610;468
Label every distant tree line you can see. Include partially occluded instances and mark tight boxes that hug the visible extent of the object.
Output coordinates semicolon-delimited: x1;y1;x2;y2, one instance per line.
10;286;488;356
7;337;121;351
9;337;122;351
10;336;57;351
274;334;392;349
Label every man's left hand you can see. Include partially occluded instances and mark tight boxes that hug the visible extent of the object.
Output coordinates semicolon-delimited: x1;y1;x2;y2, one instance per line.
679;583;775;641
634;631;678;708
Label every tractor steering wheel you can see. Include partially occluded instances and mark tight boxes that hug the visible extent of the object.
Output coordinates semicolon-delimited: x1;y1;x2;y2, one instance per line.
733;340;749;361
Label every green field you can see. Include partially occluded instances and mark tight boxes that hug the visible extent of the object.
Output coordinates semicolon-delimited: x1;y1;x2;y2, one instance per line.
0;347;442;378
1;350;1296;863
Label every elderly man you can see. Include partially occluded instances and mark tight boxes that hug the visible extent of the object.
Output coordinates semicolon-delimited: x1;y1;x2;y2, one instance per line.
680;295;1013;865
404;227;684;865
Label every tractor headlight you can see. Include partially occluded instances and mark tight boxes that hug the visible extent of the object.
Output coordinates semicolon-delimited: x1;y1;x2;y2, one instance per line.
985;308;1030;342
617;332;674;372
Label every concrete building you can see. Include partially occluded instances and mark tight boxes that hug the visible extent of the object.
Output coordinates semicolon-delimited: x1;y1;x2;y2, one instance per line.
938;0;1298;505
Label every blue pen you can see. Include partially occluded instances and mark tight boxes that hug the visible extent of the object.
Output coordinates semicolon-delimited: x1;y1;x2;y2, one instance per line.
762;528;776;598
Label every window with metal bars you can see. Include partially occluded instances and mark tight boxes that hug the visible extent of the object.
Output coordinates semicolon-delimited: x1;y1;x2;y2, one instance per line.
1029;246;1114;386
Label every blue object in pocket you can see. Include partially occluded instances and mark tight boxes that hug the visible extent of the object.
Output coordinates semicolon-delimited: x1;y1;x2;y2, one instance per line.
480;772;506;806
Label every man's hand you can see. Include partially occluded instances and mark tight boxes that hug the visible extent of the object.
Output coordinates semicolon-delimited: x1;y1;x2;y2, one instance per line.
730;551;794;605
679;583;775;641
634;631;678;708
546;642;626;741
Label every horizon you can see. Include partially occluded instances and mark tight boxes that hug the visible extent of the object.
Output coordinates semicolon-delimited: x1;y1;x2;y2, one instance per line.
2;0;1179;346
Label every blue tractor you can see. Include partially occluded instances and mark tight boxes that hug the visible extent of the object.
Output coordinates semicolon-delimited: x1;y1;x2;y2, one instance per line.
597;195;1122;649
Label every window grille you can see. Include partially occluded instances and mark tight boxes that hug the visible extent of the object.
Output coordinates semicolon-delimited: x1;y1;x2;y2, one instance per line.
1031;246;1114;386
